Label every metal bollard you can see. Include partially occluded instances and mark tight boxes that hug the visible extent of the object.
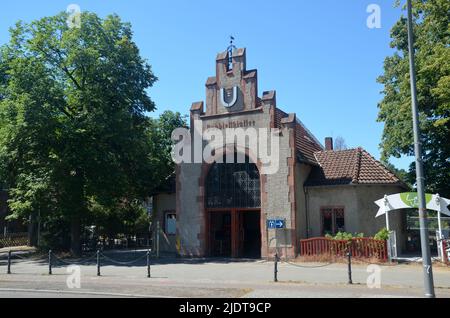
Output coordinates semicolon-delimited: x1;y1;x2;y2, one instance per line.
156;221;160;259
347;250;353;285
97;250;101;276
7;250;11;274
48;250;52;275
274;253;279;282
147;249;151;278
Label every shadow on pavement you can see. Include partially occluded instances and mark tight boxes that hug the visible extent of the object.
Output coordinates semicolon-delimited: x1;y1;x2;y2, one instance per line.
0;249;265;268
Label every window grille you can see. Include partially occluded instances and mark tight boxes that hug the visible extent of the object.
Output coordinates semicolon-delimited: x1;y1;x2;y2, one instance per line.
206;155;260;209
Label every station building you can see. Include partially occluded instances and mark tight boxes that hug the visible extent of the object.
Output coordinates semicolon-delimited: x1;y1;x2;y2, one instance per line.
152;48;408;259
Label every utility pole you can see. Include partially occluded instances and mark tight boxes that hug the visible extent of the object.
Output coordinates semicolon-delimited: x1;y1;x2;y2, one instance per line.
406;0;435;298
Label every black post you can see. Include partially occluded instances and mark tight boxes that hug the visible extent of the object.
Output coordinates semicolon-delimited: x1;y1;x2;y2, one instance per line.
147;249;151;278
48;250;52;275
7;250;11;274
97;249;101;276
347;249;353;285
274;253;279;283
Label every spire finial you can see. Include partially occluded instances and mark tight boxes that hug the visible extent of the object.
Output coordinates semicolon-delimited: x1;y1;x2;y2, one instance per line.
227;35;236;69
229;35;235;46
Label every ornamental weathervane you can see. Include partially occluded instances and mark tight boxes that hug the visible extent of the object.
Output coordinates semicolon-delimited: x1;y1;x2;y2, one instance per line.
220;36;238;108
228;35;236;67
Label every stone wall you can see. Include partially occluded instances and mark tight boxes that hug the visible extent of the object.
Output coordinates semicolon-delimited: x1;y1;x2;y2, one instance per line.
178;102;298;257
264;123;296;258
177;162;203;256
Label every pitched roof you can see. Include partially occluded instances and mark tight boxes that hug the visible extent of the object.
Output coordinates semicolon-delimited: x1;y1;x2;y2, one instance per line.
275;108;324;163
305;148;406;187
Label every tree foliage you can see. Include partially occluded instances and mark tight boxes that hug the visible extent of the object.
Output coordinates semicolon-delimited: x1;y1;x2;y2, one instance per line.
377;0;449;197
0;12;186;253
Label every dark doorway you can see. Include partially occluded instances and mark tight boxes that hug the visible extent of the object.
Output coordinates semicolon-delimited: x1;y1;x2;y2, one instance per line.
205;153;262;258
209;211;232;257
240;211;261;258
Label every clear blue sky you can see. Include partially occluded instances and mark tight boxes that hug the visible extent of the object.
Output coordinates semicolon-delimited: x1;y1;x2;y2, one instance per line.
0;0;413;170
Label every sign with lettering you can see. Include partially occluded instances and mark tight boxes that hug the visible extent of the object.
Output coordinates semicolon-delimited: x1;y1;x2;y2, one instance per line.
375;193;450;217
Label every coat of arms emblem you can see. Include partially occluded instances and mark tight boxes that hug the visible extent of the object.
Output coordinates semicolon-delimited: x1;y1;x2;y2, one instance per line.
220;86;238;108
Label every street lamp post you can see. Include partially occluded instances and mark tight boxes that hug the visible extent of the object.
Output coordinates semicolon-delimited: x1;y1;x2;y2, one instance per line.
406;0;435;298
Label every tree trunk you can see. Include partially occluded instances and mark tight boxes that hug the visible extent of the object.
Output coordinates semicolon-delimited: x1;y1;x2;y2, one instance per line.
70;216;81;256
28;213;38;247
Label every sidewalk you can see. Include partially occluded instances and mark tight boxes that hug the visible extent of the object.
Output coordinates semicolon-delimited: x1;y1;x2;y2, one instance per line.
1;252;450;297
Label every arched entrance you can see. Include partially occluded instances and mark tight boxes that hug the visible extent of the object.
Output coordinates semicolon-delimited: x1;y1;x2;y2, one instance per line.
205;154;261;258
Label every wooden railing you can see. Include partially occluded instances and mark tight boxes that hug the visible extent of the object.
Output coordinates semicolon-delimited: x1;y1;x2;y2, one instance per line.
300;237;388;262
0;232;29;248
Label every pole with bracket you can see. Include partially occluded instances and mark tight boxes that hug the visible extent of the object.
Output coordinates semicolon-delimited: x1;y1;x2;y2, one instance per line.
156;221;160;259
436;194;444;262
384;195;392;262
147;249;151;278
384;195;390;232
347;244;353;285
274;252;279;283
7;250;11;274
96;249;101;276
48;250;52;275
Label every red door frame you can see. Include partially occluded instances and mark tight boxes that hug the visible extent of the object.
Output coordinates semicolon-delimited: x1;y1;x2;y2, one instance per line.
206;208;261;258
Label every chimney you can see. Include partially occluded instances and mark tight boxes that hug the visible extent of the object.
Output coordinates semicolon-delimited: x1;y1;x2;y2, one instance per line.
325;137;333;151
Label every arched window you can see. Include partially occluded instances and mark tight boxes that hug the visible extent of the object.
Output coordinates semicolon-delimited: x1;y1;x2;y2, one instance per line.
206;154;260;209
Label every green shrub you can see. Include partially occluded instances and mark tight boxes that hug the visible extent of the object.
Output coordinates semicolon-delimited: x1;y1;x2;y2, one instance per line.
374;228;390;241
327;232;365;241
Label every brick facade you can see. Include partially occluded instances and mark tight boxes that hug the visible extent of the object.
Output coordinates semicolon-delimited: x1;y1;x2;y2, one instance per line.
177;48;300;258
167;47;408;259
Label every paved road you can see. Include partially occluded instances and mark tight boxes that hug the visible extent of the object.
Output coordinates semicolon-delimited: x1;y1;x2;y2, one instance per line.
0;289;136;298
1;252;449;298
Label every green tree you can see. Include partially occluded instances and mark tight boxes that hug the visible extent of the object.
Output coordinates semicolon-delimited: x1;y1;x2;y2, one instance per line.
0;12;184;255
87;111;187;243
377;0;449;197
383;161;410;187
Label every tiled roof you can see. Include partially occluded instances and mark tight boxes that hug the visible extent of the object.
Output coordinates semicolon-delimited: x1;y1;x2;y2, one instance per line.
275;108;323;164
295;122;324;163
305;148;404;187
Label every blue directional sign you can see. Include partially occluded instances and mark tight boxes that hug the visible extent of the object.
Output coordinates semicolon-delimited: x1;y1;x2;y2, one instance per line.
267;219;285;229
